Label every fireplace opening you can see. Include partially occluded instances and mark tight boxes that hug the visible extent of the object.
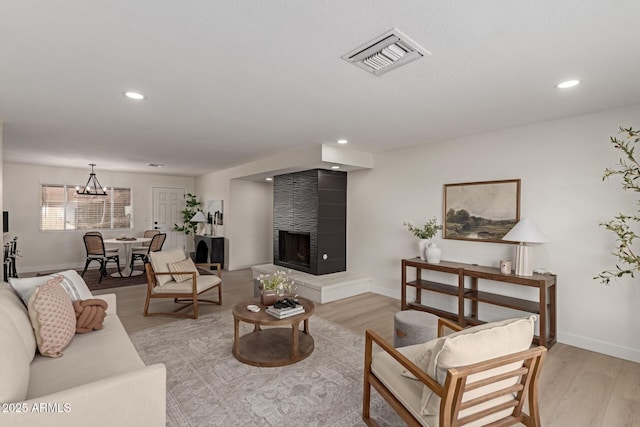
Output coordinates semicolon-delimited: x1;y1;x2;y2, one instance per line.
195;240;209;263
278;231;310;269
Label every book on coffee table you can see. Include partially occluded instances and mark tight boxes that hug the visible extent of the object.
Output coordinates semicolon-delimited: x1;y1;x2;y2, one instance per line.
266;305;305;319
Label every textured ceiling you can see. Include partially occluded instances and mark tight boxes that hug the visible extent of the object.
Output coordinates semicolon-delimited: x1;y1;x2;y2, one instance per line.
1;1;639;176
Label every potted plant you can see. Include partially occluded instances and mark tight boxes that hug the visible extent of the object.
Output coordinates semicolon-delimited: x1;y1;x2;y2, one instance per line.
595;126;639;285
174;193;201;255
257;269;297;306
404;217;443;262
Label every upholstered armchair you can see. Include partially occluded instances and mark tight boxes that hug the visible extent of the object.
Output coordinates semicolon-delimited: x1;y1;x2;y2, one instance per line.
144;248;222;319
363;316;546;427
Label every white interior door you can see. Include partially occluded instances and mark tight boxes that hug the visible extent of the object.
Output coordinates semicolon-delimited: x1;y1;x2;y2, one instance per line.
152;187;185;251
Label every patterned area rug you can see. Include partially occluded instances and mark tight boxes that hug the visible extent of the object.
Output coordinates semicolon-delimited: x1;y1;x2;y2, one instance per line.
130;311;404;427
36;267;147;291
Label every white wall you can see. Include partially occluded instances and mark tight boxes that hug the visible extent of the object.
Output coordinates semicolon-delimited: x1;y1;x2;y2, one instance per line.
195;169;273;271
347;104;640;362
3;163;195;272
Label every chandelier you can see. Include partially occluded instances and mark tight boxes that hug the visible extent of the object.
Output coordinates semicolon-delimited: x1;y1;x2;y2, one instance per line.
76;164;108;196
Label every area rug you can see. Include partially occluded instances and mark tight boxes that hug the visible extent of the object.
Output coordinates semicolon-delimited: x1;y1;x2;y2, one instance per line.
129;311;404;427
37;268;147;292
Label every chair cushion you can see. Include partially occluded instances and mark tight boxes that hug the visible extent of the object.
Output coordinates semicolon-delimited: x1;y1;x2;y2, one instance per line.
28;277;77;358
152;274;221;294
421;316;535;424
168;258;200;283
9;269;93;306
149;248;187;286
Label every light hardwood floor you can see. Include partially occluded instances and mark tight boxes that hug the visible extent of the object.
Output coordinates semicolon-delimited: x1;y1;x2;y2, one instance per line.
95;268;640;427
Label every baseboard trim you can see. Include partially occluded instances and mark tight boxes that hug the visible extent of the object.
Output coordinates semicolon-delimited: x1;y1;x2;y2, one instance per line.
558;331;640;363
369;287;640;363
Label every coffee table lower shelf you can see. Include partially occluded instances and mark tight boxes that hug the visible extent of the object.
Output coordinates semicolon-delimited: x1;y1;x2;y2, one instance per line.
232;328;314;367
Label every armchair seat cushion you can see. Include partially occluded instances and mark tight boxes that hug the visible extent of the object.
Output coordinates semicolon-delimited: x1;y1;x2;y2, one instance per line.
153;274;221;294
371;342;435;425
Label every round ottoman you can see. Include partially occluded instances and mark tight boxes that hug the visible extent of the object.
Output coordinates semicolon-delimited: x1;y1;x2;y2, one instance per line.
394;310;439;348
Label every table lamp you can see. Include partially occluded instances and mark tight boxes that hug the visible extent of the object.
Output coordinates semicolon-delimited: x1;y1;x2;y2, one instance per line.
502;217;549;276
190;211;207;235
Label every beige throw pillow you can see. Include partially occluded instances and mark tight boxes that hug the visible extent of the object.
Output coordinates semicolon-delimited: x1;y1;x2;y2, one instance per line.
420;316;536;420
168;258;200;283
27;277;77;358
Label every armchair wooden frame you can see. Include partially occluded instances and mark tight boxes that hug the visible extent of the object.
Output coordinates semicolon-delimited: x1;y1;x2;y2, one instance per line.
363;318;546;427
143;262;222;319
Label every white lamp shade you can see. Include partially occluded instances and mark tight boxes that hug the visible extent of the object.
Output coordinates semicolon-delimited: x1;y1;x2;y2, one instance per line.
190;211;207;223
502;217;549;243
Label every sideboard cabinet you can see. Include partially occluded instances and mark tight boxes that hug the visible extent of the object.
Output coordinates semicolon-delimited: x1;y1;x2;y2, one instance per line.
401;258;556;348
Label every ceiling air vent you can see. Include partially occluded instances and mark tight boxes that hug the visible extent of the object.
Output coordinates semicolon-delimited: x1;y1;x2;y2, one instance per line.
341;28;430;76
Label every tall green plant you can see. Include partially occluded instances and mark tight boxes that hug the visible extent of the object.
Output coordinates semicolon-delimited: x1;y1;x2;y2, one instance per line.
595;126;640;285
174;193;201;239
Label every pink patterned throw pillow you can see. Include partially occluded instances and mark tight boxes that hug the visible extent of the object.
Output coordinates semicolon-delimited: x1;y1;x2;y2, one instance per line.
27;276;77;357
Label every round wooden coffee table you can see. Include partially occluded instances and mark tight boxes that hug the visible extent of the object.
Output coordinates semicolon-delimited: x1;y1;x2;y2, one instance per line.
232;297;315;367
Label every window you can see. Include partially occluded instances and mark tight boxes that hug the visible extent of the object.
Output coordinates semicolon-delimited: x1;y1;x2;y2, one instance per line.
40;184;132;230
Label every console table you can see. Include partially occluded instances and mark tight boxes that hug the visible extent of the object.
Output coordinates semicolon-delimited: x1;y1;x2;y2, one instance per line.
401;258;556;348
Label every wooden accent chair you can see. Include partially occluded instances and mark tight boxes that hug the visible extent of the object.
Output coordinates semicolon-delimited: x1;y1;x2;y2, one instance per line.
144;248;222;319
363;316;546;427
129;233;166;276
81;233;122;283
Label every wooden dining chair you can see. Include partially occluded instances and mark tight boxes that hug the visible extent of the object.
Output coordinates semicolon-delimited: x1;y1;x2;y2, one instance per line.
81;233;122;283
129;233;166;276
85;231;118;254
131;230;161;252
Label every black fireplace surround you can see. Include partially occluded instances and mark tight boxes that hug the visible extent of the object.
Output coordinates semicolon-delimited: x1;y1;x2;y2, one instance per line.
273;169;346;275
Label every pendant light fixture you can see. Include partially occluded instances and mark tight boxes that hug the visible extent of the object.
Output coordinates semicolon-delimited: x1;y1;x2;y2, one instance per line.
76;164;108;196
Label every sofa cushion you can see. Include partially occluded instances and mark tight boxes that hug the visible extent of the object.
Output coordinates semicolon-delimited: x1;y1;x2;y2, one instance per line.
9;270;92;306
26;313;145;399
0;282;36;361
28;278;77;358
149;248;188;286
0;303;31;403
421;316;535;424
152;273;221;294
168;257;200;283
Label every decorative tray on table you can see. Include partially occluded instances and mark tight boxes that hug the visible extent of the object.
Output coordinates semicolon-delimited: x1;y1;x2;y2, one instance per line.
115;237;137;241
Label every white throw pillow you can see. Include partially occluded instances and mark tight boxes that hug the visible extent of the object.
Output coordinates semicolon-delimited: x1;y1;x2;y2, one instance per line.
149;248;188;286
420;316;536;420
9;270;93;306
168;258;200;283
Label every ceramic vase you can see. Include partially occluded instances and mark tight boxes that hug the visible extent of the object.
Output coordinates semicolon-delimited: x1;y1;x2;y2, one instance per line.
260;289;278;306
426;242;442;264
418;239;429;260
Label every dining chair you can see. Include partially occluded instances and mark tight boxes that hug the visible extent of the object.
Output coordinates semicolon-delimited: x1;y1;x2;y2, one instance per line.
131;230;161;252
129;233;166;276
85;231;118;253
81;233;122;283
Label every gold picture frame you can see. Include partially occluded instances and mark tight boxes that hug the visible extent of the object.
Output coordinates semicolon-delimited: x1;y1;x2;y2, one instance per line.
443;179;521;243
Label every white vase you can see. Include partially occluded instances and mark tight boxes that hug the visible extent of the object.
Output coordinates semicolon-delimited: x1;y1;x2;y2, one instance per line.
426;242;442;264
418;239;429;260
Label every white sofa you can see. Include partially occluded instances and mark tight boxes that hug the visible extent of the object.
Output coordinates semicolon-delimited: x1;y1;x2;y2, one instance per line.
0;281;166;427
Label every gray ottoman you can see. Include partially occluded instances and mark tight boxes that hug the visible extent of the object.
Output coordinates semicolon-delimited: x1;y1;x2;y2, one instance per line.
394;310;439;347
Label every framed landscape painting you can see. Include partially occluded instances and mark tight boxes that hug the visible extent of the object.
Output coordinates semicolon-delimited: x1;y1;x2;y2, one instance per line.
443;179;520;243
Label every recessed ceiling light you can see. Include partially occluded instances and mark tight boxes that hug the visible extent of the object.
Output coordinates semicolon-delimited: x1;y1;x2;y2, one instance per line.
124;91;145;100
147;163;164;168
337;139;348;144
331;165;340;169
265;177;273;181
556;80;581;89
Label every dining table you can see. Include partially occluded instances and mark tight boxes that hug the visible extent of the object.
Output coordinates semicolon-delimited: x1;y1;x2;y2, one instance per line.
103;237;152;277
